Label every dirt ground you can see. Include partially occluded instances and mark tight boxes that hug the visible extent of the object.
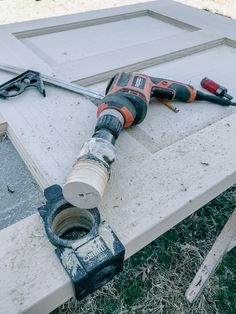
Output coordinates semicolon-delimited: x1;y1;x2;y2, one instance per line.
0;0;235;25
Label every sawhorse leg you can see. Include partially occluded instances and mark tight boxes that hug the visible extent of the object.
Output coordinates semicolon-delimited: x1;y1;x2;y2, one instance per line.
186;207;236;303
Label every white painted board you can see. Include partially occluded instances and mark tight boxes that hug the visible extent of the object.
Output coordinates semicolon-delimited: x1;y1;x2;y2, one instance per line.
0;1;236;313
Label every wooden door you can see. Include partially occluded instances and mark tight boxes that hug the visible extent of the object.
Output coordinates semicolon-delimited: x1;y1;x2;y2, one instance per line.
0;1;236;313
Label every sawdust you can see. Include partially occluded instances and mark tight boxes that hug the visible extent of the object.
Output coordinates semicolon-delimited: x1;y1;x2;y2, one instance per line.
1;214;70;311
60;248;79;278
99;221;116;255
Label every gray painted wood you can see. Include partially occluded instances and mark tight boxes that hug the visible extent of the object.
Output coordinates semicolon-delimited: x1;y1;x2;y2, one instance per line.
0;1;236;313
0;135;44;230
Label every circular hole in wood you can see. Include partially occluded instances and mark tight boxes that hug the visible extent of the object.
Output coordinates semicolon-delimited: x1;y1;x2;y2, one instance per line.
52;207;95;241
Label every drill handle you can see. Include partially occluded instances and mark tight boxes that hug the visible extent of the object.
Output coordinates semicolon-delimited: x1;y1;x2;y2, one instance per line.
149;76;197;103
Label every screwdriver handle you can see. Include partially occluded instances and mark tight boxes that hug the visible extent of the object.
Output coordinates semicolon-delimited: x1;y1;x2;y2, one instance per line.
201;77;233;100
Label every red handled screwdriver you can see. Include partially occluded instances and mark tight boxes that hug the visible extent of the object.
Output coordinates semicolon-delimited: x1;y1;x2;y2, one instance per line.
201;77;233;100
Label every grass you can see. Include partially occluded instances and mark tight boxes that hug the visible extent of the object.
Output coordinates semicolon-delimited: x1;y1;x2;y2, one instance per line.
52;185;236;314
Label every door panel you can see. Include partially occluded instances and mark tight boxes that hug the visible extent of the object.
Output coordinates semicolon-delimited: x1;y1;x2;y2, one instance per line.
20;11;198;65
90;43;236;153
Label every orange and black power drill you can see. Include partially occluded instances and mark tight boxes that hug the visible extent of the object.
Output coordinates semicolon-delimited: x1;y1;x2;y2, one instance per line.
63;72;235;208
96;71;235;131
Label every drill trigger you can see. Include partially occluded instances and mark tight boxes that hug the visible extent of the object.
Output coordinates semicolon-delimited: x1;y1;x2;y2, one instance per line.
151;87;175;100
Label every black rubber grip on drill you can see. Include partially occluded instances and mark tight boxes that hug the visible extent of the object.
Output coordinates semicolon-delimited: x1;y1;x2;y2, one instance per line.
153;84;192;101
195;91;232;106
150;76;194;102
102;94;137;120
168;83;192;102
105;75;117;94
105;73;132;94
95;114;123;139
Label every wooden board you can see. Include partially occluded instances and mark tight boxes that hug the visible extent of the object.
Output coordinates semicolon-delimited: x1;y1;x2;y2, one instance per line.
0;113;7;135
0;1;236;313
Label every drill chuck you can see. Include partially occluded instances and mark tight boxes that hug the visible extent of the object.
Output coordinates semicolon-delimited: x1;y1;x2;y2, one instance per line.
95;113;123;140
97;92;146;128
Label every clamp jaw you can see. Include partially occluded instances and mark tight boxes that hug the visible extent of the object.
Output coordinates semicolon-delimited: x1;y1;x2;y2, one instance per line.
38;185;124;301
